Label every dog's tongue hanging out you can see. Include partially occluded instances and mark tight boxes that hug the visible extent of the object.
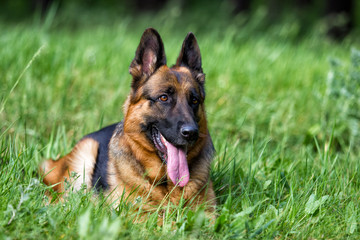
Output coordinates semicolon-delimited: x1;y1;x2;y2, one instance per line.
162;137;189;187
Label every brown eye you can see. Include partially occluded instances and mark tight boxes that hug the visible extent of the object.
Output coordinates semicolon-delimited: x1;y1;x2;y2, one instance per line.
192;97;198;105
159;95;168;102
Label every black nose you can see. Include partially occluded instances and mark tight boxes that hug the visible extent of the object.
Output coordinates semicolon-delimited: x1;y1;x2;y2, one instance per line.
180;125;199;141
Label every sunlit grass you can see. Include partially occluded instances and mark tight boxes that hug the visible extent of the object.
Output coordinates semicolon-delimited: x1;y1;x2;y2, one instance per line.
1;3;360;239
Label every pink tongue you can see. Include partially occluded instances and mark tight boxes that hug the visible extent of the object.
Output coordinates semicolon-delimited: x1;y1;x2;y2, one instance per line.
163;138;189;187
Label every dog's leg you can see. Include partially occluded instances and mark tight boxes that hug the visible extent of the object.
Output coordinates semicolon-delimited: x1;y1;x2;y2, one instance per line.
107;157;168;212
39;138;99;194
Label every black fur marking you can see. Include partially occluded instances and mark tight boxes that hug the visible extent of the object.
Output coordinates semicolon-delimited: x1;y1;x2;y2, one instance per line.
83;122;119;191
173;71;182;83
129;28;167;91
176;33;203;74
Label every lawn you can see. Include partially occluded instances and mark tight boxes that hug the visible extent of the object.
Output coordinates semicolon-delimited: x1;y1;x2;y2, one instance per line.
1;2;360;239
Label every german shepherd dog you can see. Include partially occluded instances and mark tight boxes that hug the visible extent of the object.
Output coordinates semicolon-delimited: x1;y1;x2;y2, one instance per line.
40;28;216;212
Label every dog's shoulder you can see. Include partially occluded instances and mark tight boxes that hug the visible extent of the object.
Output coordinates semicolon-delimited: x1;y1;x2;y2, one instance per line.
84;122;120;143
82;122;122;189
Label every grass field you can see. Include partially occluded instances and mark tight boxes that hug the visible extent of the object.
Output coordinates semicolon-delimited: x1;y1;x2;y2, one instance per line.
1;2;360;239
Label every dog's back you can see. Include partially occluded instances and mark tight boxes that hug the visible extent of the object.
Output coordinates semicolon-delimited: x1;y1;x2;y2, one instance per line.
40;123;118;192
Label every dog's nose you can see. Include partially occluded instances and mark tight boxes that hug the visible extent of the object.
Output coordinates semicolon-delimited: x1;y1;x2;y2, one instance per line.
180;125;199;141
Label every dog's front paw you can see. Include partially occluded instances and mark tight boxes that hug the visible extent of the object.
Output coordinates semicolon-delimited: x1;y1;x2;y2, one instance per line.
183;180;201;200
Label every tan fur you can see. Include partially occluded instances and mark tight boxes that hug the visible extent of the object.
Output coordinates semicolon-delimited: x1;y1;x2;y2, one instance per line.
40;138;98;193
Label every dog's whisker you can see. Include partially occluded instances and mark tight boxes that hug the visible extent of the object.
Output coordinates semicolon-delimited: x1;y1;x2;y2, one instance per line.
199;132;208;138
123;131;208;137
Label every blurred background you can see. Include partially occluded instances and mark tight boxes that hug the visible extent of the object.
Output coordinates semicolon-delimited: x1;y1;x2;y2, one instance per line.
1;0;359;41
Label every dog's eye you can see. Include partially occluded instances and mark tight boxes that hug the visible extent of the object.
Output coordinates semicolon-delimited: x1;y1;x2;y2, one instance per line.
159;95;168;102
192;97;198;105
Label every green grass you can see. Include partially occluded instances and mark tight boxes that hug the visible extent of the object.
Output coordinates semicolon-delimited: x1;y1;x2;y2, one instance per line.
1;2;360;239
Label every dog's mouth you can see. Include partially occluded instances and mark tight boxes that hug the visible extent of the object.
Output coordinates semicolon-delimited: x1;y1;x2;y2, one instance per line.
152;127;189;187
152;127;167;161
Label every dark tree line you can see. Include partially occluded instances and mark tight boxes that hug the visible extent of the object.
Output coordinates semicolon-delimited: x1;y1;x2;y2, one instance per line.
233;0;354;40
1;0;356;40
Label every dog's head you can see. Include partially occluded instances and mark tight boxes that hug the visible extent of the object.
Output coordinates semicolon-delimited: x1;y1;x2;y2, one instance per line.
123;28;208;187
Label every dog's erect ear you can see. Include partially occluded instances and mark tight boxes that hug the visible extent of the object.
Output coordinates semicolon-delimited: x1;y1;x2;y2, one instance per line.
176;32;205;84
129;28;166;87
